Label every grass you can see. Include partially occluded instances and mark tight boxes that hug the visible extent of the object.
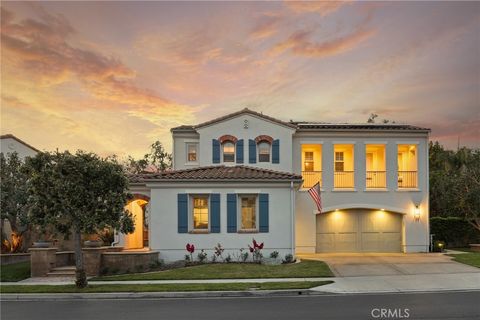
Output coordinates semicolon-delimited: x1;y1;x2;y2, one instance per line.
1;261;31;282
0;281;333;294
93;260;334;281
447;252;480;268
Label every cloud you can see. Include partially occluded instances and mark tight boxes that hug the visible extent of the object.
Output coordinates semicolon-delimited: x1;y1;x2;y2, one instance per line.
284;1;350;15
1;7;195;128
270;25;375;58
250;13;283;40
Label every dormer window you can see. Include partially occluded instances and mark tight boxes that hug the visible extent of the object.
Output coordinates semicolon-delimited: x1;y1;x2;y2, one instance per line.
223;141;235;162
258;142;270;162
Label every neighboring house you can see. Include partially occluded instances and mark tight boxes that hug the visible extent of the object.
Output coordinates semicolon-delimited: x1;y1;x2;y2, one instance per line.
0;134;39;159
123;109;430;261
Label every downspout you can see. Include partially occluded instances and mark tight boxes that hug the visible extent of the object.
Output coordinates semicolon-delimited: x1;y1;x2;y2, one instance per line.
111;231;120;247
290;181;295;257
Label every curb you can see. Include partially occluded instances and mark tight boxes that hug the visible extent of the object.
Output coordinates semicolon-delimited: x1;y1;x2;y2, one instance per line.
0;289;324;301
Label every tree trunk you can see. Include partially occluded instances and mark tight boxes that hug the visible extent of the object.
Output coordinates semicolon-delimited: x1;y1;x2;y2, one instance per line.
74;228;87;288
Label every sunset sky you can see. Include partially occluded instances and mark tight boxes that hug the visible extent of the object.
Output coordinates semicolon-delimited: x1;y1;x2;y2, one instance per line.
1;1;479;158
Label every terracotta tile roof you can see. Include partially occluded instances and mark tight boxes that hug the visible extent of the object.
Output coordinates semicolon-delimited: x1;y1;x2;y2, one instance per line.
171;108;297;132
129;165;303;183
293;122;430;132
0;134;41;152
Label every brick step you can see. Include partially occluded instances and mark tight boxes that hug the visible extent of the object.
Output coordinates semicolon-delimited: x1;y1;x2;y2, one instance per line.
47;265;76;276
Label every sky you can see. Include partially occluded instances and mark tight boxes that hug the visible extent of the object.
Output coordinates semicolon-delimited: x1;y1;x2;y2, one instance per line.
1;1;479;158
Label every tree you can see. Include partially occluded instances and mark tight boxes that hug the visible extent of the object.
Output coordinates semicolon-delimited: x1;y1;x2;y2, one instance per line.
429;142;480;232
124;140;172;174
24;151;134;287
0;152;30;253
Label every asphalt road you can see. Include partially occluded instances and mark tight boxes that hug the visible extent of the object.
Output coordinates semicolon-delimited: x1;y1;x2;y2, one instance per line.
2;291;480;320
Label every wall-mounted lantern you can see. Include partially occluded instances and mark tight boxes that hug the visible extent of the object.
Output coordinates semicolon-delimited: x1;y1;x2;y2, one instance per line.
414;205;421;222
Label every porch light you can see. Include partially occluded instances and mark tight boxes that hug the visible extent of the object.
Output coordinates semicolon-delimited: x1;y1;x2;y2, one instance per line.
414;205;421;222
380;208;385;211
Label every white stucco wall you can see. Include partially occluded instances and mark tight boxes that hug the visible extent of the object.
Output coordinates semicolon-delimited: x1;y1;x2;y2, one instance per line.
0;137;38;159
173;114;296;172
143;182;295;262
293;132;430;253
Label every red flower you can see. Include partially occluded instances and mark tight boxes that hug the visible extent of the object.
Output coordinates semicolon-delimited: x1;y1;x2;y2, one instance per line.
186;243;195;253
258;242;264;250
253;239;258;248
248;245;254;253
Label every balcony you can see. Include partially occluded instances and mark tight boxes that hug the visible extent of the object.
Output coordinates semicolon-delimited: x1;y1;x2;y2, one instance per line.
302;171;322;188
398;171;417;188
366;171;386;188
334;171;354;188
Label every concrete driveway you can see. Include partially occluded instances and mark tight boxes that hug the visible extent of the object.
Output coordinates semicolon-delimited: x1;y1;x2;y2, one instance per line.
298;252;480;277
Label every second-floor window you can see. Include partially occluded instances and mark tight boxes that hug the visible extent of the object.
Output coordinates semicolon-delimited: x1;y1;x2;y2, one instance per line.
223;141;235;162
187;143;198;162
335;152;344;171
304;152;314;171
258;142;271;162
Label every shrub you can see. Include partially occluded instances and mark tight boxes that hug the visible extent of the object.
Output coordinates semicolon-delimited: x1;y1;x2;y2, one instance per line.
225;254;232;263
430;217;480;248
283;254;294;264
214;243;224;261
248;239;264;263
270;251;279;259
197;249;207;263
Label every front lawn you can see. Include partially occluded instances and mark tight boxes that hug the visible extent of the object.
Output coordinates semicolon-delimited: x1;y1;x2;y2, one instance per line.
0;281;333;293
448;252;480;268
93;260;333;281
1;261;31;282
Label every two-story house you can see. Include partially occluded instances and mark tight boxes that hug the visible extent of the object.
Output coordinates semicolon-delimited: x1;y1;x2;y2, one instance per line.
123;109;430;261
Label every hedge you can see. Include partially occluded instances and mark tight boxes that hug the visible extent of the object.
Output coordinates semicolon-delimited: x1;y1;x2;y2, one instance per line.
430;217;480;248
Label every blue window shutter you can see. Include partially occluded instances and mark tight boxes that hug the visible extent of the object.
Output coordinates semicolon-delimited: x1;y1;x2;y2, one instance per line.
227;193;237;233
210;194;221;233
178;194;188;233
259;193;269;233
248;139;256;164
236;139;244;163
212;139;220;163
272;139;280;164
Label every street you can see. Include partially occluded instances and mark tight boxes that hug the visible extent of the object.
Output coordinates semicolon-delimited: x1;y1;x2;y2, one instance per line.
2;291;480;320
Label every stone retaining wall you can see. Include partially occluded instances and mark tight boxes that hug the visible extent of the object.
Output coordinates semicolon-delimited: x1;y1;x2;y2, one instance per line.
0;253;30;265
102;251;159;274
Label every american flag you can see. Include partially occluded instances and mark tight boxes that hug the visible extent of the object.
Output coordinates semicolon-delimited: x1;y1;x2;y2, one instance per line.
308;182;322;213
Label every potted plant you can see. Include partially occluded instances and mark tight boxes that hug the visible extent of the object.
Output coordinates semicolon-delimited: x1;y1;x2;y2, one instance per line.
83;234;103;247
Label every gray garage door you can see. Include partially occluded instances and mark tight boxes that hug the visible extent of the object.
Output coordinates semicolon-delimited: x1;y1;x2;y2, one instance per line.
316;209;402;253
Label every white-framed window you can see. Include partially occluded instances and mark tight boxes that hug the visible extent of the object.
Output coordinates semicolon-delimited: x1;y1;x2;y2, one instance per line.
192;196;209;230
239;195;257;230
186;143;198;162
258;142;271;162
222;141;235;162
304;151;314;171
335;152;344;172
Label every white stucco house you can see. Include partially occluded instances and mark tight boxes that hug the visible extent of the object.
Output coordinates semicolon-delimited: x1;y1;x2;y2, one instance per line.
121;109;430;261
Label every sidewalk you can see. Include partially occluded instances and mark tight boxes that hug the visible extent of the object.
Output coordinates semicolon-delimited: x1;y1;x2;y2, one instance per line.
311;272;480;293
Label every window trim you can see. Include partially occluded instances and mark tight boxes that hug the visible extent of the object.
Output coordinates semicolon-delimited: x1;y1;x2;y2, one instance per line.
190;195;210;231
238;194;258;232
334;151;345;172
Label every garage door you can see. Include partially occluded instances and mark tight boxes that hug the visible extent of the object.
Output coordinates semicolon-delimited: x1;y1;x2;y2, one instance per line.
316;209;402;253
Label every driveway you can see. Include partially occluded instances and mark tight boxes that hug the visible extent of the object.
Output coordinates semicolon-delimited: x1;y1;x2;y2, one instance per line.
298;252;480;277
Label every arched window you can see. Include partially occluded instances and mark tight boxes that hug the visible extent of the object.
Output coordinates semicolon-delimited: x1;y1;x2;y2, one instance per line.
258;142;271;162
222;141;235;162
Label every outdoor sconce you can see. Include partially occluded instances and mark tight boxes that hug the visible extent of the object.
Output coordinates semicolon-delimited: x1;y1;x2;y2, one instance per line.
414;205;421;222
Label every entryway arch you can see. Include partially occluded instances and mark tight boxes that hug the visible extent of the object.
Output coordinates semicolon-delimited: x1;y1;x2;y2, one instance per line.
124;194;150;249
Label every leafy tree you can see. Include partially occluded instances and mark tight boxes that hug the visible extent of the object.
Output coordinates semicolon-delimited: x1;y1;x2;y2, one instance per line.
0;152;30;253
429;142;480;232
124;140;172;174
24;151;134;287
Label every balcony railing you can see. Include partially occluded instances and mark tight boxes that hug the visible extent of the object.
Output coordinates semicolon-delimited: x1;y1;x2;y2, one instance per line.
398;171;417;188
302;171;322;188
334;171;354;188
366;171;386;188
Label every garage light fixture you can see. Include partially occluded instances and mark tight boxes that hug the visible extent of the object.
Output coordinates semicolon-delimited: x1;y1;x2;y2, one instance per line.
414;205;421;222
